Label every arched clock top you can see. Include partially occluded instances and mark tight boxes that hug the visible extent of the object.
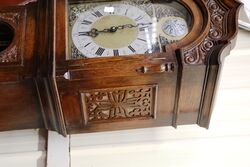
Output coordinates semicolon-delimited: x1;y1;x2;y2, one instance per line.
180;0;242;65
62;0;243;66
66;0;195;60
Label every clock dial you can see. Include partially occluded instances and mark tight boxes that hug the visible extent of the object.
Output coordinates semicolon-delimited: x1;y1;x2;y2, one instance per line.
162;17;188;38
68;1;192;59
71;4;155;58
157;16;189;43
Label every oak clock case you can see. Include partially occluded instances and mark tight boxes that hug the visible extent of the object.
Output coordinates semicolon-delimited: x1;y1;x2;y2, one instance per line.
0;0;242;136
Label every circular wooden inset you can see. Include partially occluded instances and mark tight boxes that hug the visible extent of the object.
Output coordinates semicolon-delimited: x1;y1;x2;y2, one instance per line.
0;22;14;52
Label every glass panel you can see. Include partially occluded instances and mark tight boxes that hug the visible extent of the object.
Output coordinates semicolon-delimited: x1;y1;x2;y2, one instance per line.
67;0;191;59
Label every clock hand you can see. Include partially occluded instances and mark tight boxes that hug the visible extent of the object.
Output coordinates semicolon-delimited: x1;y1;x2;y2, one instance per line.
103;22;153;33
78;23;152;38
78;28;99;37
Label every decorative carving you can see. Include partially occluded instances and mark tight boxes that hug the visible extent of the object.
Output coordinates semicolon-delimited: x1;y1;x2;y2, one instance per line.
81;85;157;124
0;9;25;64
0;12;20;25
0;45;18;63
183;0;227;65
207;0;226;40
183;48;200;65
71;44;87;59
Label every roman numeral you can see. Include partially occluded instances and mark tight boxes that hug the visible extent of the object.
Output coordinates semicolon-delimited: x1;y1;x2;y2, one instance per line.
128;45;136;53
113;49;119;56
84;42;91;47
95;47;105;56
139;26;150;32
135;15;144;21
78;32;88;36
92;11;103;18
137;38;147;42
81;20;92;25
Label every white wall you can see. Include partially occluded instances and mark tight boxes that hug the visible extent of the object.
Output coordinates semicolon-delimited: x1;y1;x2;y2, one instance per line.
239;0;250;30
241;0;250;19
0;129;46;167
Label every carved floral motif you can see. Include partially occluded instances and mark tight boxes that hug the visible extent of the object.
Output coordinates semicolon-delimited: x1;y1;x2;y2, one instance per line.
0;46;18;63
0;12;20;25
183;0;227;65
82;86;156;123
184;48;199;65
0;11;22;63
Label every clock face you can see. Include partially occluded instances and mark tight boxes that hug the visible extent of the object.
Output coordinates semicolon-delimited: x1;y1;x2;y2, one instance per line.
68;1;191;59
71;4;155;58
157;16;189;42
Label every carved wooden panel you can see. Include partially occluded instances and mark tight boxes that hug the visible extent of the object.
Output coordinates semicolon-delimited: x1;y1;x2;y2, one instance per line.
80;85;158;125
183;0;230;65
0;7;26;65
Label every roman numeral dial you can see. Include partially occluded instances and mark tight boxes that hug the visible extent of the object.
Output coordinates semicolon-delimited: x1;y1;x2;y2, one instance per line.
71;4;154;58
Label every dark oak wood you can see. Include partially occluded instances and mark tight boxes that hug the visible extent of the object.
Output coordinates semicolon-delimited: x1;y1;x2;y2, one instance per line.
0;0;30;6
0;0;242;135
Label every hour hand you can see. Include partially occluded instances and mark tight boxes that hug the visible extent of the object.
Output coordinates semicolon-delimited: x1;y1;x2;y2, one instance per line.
78;28;99;37
78;26;122;38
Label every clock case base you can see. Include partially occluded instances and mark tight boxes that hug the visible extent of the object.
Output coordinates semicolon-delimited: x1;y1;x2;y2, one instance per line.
0;0;242;136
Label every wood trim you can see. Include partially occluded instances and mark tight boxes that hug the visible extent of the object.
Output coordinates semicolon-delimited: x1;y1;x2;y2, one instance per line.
198;0;243;127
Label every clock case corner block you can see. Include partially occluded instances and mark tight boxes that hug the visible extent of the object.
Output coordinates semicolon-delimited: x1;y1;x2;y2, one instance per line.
0;0;242;136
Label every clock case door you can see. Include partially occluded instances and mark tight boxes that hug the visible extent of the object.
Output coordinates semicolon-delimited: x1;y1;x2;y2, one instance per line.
35;0;242;136
57;0;180;133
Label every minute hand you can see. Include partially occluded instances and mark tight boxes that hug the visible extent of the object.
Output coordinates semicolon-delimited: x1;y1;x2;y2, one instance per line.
78;22;152;38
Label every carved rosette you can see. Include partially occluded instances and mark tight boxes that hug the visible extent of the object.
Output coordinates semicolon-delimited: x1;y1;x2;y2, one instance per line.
0;11;22;63
0;12;20;25
183;0;229;65
0;46;18;63
81;85;157;124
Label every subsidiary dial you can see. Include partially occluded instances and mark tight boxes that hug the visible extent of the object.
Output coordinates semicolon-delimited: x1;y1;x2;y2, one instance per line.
162;17;188;38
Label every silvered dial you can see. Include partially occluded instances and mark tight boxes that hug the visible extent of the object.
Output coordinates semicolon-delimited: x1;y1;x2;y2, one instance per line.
162;17;188;38
71;4;154;58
